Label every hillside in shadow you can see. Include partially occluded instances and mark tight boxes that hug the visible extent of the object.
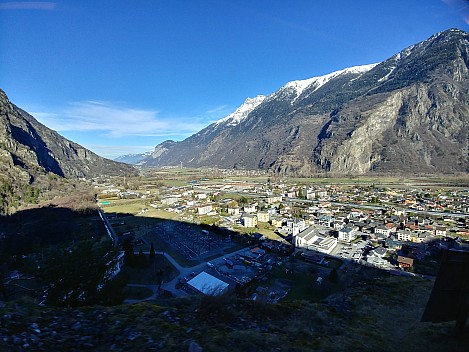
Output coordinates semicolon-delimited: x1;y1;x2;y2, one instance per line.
0;206;468;351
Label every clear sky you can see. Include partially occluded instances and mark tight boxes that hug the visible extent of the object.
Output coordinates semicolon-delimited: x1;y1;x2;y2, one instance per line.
1;0;469;159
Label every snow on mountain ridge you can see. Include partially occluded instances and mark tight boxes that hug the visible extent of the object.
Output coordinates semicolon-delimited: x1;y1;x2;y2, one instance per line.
215;95;266;127
215;64;378;127
275;63;379;103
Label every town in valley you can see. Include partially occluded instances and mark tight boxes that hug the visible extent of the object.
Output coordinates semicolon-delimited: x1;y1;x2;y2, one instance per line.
90;169;469;302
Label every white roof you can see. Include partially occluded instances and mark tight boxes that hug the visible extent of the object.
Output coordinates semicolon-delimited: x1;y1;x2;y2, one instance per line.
187;271;229;296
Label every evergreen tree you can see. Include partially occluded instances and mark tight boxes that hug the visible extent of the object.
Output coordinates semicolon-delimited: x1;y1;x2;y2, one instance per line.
297;188;304;199
123;240;136;266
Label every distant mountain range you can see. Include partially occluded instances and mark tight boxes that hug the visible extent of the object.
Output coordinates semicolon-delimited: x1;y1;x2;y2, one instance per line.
0;89;135;183
114;151;152;165
141;28;469;175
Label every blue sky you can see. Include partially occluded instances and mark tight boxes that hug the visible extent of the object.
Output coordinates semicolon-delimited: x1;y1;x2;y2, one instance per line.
1;0;469;159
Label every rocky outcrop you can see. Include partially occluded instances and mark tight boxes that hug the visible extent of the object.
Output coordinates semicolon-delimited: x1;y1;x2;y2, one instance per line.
0;89;136;180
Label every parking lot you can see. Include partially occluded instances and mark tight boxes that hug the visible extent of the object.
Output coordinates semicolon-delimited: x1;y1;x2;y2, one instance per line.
331;240;369;263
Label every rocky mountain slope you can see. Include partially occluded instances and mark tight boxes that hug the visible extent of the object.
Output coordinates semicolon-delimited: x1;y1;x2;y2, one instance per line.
0;89;135;181
142;28;469;175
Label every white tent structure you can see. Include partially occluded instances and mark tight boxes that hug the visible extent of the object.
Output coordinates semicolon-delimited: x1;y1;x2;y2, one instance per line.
187;271;229;296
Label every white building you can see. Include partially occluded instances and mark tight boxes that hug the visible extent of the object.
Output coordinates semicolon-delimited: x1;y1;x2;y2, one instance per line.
244;204;257;213
267;195;283;204
318;215;334;228
338;227;357;243
198;204;213;215
243;214;258;228
294;226;338;254
375;225;392;237
227;207;240;216
161;197;179;205
284;218;308;236
187;271;229;296
257;211;270;223
317;190;328;198
397;229;412;242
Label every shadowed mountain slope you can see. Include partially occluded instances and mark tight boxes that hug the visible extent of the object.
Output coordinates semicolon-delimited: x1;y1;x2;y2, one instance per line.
0;89;136;181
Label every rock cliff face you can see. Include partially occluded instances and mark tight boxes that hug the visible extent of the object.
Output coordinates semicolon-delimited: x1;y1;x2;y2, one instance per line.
142;28;469;175
0;89;135;181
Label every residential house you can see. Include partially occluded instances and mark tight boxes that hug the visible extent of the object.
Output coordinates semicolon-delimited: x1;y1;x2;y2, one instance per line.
198;204;213;215
434;226;447;237
411;231;432;243
375;225;392;237
366;255;390;268
396;229;412;242
370;246;387;258
243;214;258;228
252;233;265;242
244;204;257;214
385;236;402;250
385;222;397;233
227;207;240;216
161;197;179;205
338;227;357;243
333;220;345;231
250;247;266;258
267;195;282;204
196;193;207;200
318;215;334;228
397;255;414;269
317;190;328;198
306;190;316;200
270;218;284;228
286;218;308;236
257;211;270;223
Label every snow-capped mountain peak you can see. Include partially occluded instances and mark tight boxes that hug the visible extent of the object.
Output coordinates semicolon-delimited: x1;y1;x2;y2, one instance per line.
215;95;266;127
273;63;378;103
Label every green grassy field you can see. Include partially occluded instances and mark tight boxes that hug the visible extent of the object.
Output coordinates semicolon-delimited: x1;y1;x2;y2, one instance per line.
234;224;283;241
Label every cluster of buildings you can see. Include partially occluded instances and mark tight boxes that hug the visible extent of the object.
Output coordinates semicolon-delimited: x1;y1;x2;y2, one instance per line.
293;202;468;271
99;177;469;274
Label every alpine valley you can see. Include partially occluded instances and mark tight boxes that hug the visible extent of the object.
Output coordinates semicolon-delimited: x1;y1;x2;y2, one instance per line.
140;28;469;176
